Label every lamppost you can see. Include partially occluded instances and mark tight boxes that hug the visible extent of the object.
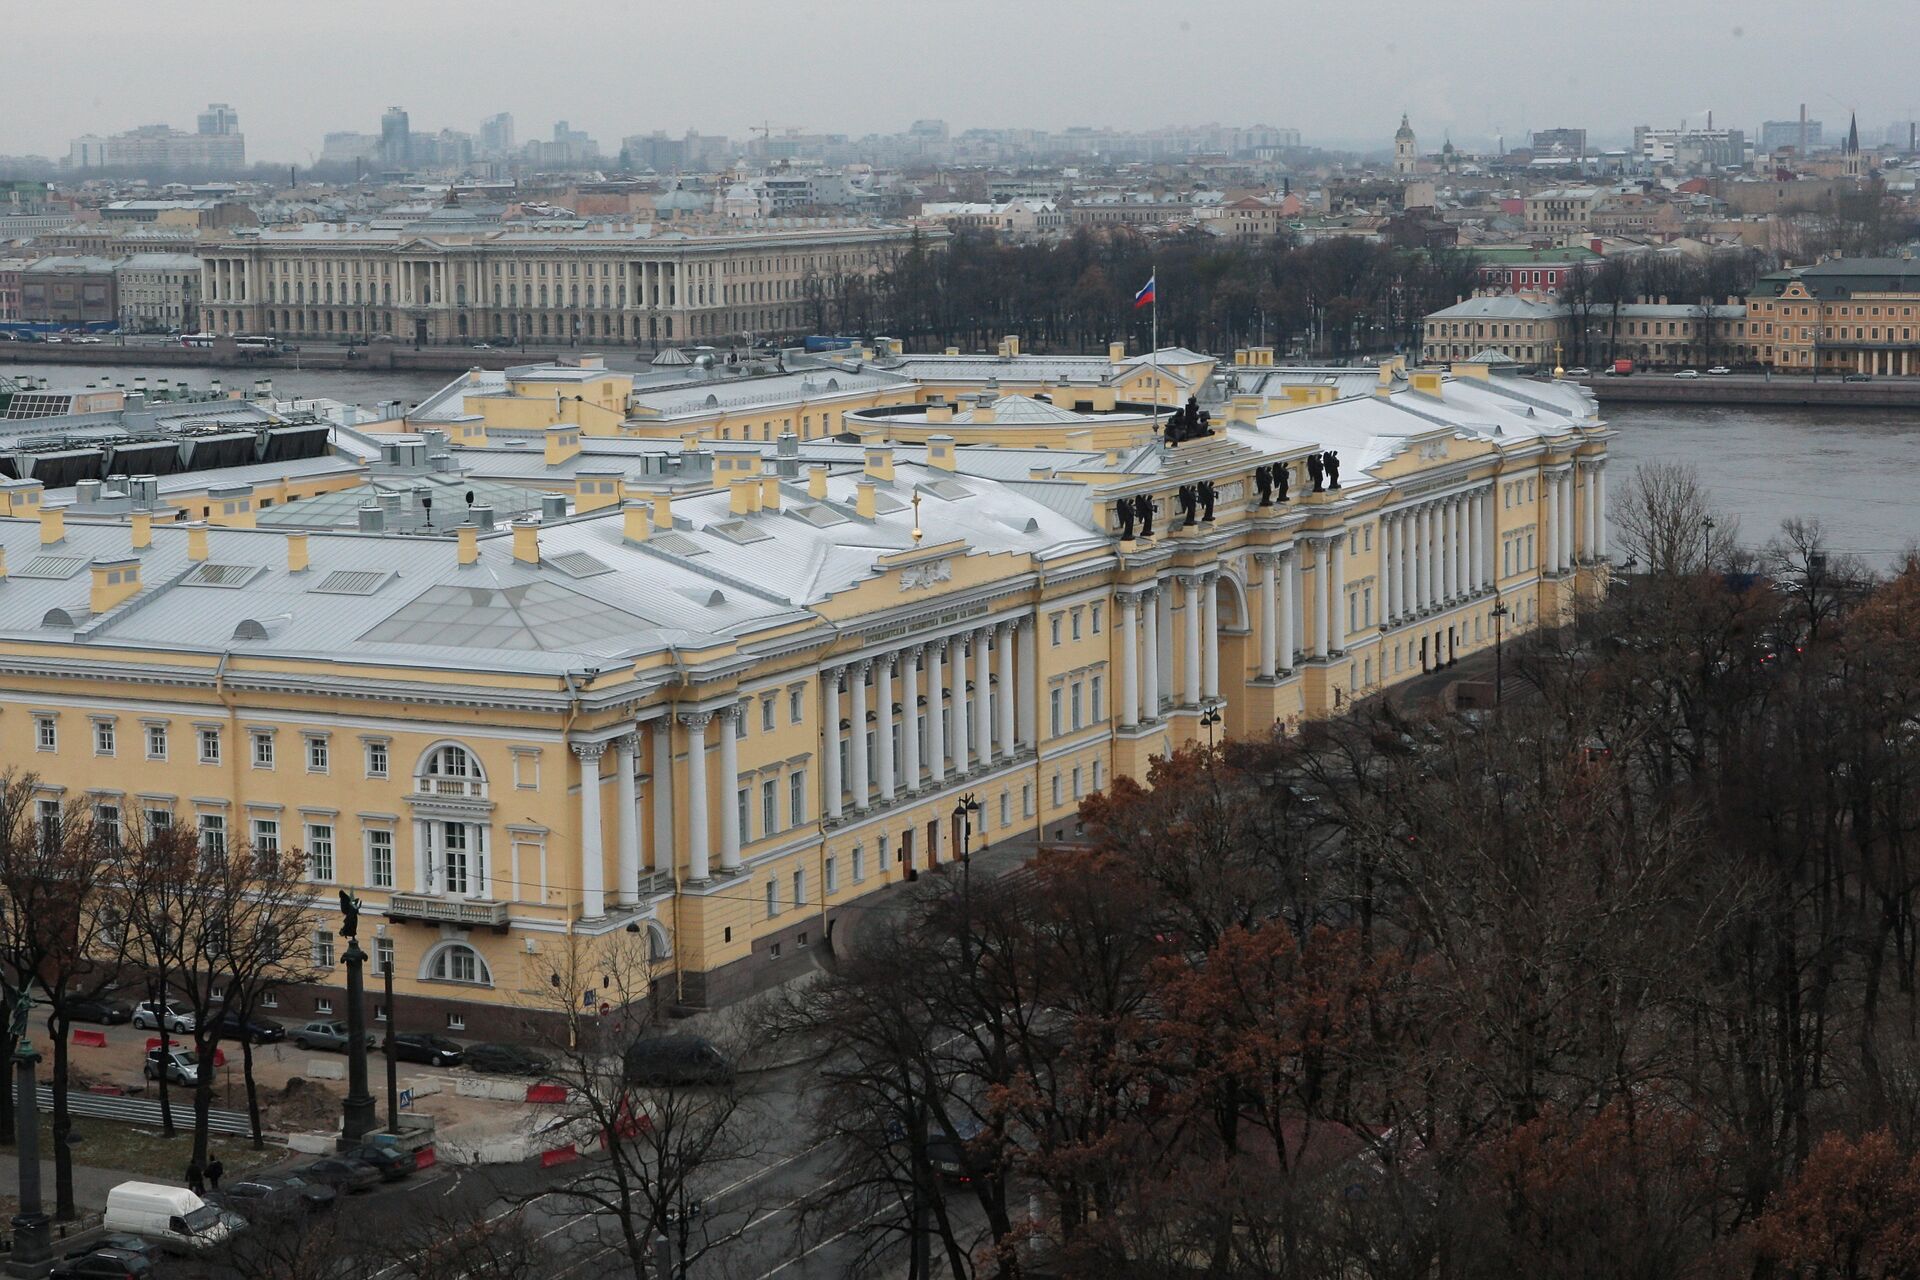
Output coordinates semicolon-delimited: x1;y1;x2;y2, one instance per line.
1703;516;1716;570
1200;704;1222;748
7;993;50;1278
1490;599;1510;708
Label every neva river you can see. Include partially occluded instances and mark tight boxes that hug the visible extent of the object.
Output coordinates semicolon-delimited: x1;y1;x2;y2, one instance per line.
7;363;1918;571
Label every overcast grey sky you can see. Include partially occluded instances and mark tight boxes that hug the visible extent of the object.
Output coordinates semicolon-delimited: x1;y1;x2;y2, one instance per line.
9;0;1906;161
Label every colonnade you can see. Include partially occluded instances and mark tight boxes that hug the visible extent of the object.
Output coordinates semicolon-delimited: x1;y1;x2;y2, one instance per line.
1379;489;1495;625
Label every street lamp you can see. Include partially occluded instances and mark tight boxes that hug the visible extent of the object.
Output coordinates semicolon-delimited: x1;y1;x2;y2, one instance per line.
1200;704;1222;748
1703;516;1716;570
952;794;981;866
1490;599;1510;708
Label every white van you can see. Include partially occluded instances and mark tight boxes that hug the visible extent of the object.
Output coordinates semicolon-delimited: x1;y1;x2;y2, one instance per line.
103;1181;236;1252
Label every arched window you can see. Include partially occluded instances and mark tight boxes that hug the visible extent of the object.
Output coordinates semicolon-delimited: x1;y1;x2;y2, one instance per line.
423;942;491;985
423;744;480;779
646;921;671;963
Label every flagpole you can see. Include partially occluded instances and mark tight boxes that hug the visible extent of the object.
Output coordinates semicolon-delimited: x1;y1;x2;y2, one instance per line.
1150;260;1160;432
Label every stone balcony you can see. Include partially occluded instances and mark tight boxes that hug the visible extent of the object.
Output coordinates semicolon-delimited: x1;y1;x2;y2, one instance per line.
385;892;509;929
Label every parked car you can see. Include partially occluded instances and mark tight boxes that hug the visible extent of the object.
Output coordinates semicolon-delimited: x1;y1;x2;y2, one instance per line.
101;1182;234;1254
215;1011;286;1044
131;1001;194;1034
1707;365;1732;374
295;1157;380;1195
1845;372;1873;382
50;1247;154;1278
1673;369;1701;378
1563;366;1589;376
293;1020;373;1052
213;1174;334;1218
62;1237;156;1264
72;335;103;344
341;1143;414;1181
462;1043;550;1076
389;1033;463;1067
143;1048;201;1087
67;997;134;1025
623;1036;735;1088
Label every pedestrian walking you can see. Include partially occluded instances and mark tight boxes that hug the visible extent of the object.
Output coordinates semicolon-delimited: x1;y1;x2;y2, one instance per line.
185;1161;204;1195
205;1157;224;1191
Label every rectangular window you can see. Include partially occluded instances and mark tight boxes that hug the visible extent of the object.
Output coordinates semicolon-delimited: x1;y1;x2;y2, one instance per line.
367;829;394;887
307;823;335;881
789;770;806;827
365;740;389;778
314;998;333;1015
789;686;805;723
252;732;274;769
737;787;751;841
1023;783;1033;817
852;844;865;882
734;708;748;739
307;737;330;772
96;803;121;850
35;717;56;752
1050;614;1062;645
146;723;167;759
825;855;838;894
1050;689;1063;737
144;807;172;834
198;813;226;860
375;937;395;975
252;818;279;859
198;728;221;764
1093;760;1104;791
1090;675;1103;722
446;1013;465;1031
37;799;61;854
1072;766;1083;798
1071;682;1084;730
761;779;778;834
878;832;890;871
1051;774;1062;807
1091;603;1103;634
762;697;776;733
1071;610;1082;640
793;868;806;907
766;879;778;918
95;721;116;756
1000;792;1011;826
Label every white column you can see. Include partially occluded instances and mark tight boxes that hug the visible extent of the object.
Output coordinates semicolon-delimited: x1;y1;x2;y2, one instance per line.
1182;576;1203;704
1278;551;1296;671
1383;517;1398;623
822;667;844;820
1426;504;1440;606
650;717;673;873
1310;549;1328;659
902;647;922;793
1545;472;1560;575
1141;589;1162;718
1583;467;1598;564
1328;535;1346;652
1120;593;1141;725
1484;488;1498;586
717;706;742;873
973;627;992;770
996;622;1016;757
1410;508;1425;612
950;635;969;772
1201;573;1220;701
615;733;641;904
925;644;946;787
1257;556;1277;679
1466;495;1480;593
876;654;896;803
1155;587;1174;710
681;713;711;882
1453;498;1467;599
1017;619;1038;748
1595;465;1608;559
848;660;871;810
1440;502;1455;601
574;741;607;917
1563;472;1577;570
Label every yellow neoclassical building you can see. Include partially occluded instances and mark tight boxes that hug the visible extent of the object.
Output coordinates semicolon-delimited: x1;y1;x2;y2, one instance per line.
0;359;1610;1032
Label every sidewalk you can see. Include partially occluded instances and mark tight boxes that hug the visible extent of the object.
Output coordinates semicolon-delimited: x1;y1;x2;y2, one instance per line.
0;1158;141;1214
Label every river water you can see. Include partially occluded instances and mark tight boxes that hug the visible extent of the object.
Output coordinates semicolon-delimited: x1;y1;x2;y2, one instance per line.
6;364;1917;569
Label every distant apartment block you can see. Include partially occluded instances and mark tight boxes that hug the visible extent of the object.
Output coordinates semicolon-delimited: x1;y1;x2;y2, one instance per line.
68;105;246;170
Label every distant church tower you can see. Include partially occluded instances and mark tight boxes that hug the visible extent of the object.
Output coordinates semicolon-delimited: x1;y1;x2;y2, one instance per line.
1844;111;1865;179
1394;114;1419;174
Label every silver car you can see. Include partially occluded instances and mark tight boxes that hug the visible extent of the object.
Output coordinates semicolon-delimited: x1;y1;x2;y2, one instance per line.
293;1020;374;1052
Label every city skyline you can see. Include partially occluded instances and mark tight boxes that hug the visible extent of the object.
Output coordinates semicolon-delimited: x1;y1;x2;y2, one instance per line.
5;0;1914;164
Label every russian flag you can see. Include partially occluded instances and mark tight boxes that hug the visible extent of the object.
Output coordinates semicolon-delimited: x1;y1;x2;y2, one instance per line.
1133;276;1156;310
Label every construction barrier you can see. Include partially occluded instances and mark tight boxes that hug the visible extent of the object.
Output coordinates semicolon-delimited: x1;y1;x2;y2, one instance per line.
525;1083;568;1104
538;1144;578;1168
70;1029;107;1048
415;1145;437;1170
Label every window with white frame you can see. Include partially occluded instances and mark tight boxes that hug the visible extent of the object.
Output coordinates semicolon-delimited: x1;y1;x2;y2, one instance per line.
1050;689;1063;737
1093;760;1104;791
761;778;778;834
765;878;779;918
251;732;275;769
737;787;751;841
313;929;335;967
94;720;116;756
852;844;865;882
1090;675;1103;722
365;739;389;778
446;1012;465;1030
1000;792;1010;826
314;997;333;1015
306;736;330;773
1071;609;1082;640
35;716;56;752
1049;614;1062;645
428;944;489;984
96;803;121;850
1072;766;1083;798
793;868;806;908
367;829;394;888
825;855;838;894
761;696;776;733
307;823;334;881
789;770;805;827
145;723;167;760
252;817;279;860
1051;774;1062;807
198;813;226;860
1071;682;1083;730
789;686;805;723
1023;783;1033;817
375;937;394;974
144;807;172;834
198;728;221;764
1091;602;1103;634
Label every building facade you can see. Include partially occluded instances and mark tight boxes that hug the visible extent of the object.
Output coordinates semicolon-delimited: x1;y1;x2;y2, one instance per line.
195;221;938;346
18;257;118;328
1745;257;1920;375
115;253;203;332
0;362;1610;1033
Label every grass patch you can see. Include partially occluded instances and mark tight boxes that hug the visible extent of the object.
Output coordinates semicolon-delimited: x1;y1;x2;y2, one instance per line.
26;1112;281;1182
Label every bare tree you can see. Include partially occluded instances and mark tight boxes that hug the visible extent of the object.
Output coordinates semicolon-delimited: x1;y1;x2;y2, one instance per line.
1612;461;1738;576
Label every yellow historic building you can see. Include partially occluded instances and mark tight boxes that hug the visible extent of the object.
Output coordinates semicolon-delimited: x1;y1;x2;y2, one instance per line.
0;358;1610;1032
1745;257;1920;375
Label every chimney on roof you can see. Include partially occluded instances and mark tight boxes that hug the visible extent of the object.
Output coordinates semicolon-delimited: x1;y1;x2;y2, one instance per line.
1109;341;1125;362
544;424;581;467
38;505;65;546
457;524;479;566
855;481;877;520
729;478;760;515
540;492;568;522
927;434;956;472
0;545;7;581
652;492;674;529
759;475;781;511
131;511;152;551
622;500;651;544
513;517;541;565
357;505;383;533
807;465;828;501
186;520;209;561
971;394;996;425
286;532;310;574
863;445;895;483
89;557;140;614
